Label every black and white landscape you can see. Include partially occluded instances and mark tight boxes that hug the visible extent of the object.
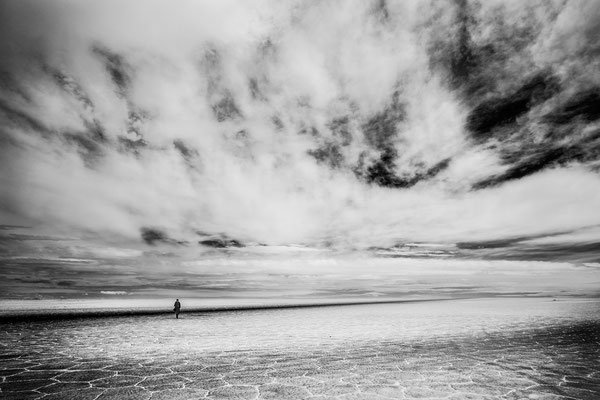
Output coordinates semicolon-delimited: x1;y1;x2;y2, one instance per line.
0;1;599;399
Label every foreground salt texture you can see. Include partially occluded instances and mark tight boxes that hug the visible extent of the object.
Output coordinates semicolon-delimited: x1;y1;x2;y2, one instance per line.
0;298;599;399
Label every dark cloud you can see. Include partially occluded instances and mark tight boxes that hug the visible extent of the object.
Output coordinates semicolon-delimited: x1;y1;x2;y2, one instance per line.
199;238;244;249
92;45;132;98
466;71;561;140
0;98;49;134
473;148;566;189
212;93;243;122
459;242;600;264
361;94;405;152
140;227;186;246
173;139;199;161
307;142;344;169
544;88;600;124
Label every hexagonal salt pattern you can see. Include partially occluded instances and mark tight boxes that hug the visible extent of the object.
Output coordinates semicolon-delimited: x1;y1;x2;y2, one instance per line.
1;299;598;399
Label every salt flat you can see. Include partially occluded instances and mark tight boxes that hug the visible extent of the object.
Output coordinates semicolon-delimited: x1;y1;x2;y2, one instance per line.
0;298;599;399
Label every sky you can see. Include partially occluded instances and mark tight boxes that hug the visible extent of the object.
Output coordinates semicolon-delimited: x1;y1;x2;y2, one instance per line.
1;0;599;300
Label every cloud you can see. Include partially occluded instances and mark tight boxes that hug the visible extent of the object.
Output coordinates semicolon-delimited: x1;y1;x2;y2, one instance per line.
4;249;598;300
0;0;599;255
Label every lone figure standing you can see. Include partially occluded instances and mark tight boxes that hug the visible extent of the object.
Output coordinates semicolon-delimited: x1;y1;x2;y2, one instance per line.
173;299;181;319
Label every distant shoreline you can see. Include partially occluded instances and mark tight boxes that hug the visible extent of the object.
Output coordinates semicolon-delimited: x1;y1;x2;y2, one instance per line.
0;297;451;322
1;295;594;322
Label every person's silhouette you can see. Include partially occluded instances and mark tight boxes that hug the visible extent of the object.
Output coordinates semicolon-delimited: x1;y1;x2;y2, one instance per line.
173;299;181;319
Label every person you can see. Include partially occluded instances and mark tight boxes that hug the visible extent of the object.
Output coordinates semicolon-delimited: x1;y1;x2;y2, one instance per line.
173;299;181;319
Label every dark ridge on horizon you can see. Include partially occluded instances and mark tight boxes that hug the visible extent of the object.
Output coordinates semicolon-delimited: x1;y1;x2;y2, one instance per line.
0;297;460;323
3;294;591;324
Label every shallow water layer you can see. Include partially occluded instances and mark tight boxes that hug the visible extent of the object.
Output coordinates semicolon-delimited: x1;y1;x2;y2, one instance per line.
1;298;599;399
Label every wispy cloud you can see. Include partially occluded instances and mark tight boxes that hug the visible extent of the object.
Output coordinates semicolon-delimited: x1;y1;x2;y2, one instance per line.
0;0;599;284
